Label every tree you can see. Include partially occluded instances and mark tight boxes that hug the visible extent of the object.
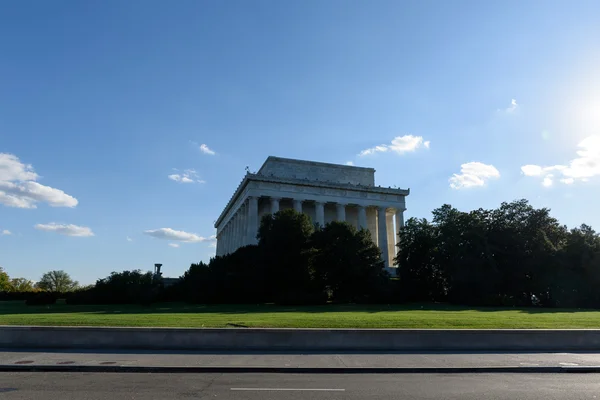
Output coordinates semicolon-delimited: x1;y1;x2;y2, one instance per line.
0;267;10;291
311;222;388;303
257;209;320;303
396;217;446;302
36;270;78;292
95;270;153;304
9;278;35;292
394;199;595;307
66;270;159;305
432;205;501;305
550;224;600;308
180;245;265;304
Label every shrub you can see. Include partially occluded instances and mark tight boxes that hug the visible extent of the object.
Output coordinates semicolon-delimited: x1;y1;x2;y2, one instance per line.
25;292;57;306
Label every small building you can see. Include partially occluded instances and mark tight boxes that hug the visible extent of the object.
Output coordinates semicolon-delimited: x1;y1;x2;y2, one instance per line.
214;156;409;270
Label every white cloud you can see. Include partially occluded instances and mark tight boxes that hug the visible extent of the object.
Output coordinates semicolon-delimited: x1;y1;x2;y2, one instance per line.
0;154;78;209
542;175;554;187
521;135;600;186
35;223;94;237
521;164;545;176
345;161;354;166
126;236;133;242
359;135;430;157
0;154;38;181
144;228;215;243
1;229;11;235
208;242;217;248
199;144;216;155
168;243;180;248
449;162;501;190
505;99;518;113
359;145;388;156
168;169;205;184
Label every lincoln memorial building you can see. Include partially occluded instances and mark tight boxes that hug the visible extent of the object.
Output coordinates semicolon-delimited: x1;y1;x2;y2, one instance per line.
214;156;409;270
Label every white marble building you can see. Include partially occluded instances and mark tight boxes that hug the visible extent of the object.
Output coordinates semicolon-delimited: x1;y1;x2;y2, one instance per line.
214;156;409;269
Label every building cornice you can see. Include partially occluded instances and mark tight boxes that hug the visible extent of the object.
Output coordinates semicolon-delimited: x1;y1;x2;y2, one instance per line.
215;173;409;227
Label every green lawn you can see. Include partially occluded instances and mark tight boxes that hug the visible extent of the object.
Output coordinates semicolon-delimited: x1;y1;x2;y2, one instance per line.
1;301;600;328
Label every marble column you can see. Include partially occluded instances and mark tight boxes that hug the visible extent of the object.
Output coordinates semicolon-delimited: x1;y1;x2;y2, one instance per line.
315;201;325;226
293;199;303;213
217;229;225;256
247;196;259;245
216;233;221;256
367;207;378;245
234;212;241;251
240;203;247;247
221;224;226;255
222;233;226;256
357;205;367;230
270;197;280;214
395;208;404;262
377;207;389;267
238;208;245;249
223;222;229;255
386;210;395;268
230;215;236;252
228;221;234;254
336;203;346;222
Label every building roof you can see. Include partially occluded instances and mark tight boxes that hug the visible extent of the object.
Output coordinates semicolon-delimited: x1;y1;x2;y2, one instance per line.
257;156;375;175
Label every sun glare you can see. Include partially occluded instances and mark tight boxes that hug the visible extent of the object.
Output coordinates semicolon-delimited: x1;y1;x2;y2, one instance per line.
574;97;600;137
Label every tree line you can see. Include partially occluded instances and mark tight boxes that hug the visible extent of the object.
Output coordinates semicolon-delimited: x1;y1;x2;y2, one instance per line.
0;269;81;304
8;199;600;309
396;199;600;308
0;269;79;293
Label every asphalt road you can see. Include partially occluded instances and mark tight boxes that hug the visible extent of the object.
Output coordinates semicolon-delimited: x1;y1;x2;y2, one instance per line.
1;372;599;399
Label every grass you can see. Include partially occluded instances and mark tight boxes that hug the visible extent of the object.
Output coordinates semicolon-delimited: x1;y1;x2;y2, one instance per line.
1;301;600;329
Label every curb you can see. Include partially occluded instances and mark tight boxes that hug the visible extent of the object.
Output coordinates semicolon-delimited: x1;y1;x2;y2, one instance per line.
2;365;600;374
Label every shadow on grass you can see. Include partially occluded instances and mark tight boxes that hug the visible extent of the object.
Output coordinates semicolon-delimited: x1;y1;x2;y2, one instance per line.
1;301;599;316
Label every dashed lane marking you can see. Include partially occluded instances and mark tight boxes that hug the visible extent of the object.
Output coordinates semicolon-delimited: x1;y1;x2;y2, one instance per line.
231;388;345;392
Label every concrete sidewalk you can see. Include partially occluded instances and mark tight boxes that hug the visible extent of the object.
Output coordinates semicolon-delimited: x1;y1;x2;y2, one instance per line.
2;349;600;373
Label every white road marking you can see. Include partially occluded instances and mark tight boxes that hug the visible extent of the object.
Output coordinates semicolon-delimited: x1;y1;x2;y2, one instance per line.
560;362;579;366
231;388;345;392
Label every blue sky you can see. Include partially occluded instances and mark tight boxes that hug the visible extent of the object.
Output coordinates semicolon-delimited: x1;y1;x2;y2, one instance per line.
1;0;600;284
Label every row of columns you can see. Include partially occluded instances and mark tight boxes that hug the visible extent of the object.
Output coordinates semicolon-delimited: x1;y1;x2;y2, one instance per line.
217;196;405;268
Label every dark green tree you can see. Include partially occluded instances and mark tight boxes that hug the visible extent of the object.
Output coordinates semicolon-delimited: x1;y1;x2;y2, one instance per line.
551;224;600;308
396;199;576;307
432;205;501;305
487;200;567;306
257;209;322;304
67;270;154;305
180;261;213;303
181;245;264;304
311;222;388;303
395;217;446;302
